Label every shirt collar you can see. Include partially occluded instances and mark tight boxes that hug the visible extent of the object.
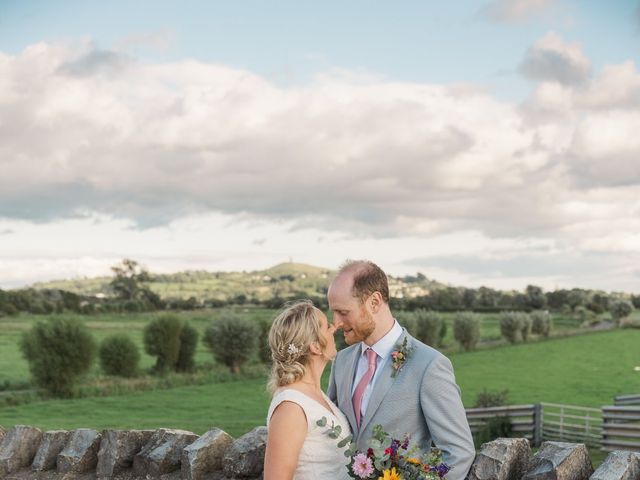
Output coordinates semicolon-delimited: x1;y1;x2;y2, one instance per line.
360;319;404;359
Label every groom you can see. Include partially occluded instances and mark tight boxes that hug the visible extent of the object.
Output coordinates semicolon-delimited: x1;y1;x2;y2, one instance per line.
327;260;475;480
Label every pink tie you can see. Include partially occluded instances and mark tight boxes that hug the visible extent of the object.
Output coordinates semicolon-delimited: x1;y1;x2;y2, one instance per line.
352;348;378;427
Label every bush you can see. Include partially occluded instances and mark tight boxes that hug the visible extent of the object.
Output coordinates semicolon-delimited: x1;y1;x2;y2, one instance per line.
20;318;97;397
143;315;184;374
176;323;199;372
257;317;273;364
414;309;446;348
500;312;524;344
99;334;140;377
396;311;417;338
453;312;480;351
473;416;513;449
609;300;634;325
203;314;258;373
530;310;552;337
520;313;532;342
474;388;509;408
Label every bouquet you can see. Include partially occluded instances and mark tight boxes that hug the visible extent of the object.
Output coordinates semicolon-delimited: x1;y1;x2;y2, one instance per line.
344;425;451;480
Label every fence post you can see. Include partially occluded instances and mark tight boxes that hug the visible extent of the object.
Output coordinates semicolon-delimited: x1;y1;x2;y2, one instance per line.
533;403;542;447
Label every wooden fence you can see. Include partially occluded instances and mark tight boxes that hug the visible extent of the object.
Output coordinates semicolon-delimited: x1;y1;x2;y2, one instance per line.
601;406;640;452
614;394;640;406
465;404;540;446
540;403;602;448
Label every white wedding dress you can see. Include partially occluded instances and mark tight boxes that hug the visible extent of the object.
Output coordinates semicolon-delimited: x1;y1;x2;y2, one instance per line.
267;388;352;479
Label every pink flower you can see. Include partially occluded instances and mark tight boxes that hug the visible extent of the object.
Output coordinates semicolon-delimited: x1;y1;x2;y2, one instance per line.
352;453;374;478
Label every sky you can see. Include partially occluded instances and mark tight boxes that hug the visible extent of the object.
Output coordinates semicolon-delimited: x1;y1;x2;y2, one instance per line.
1;0;639;292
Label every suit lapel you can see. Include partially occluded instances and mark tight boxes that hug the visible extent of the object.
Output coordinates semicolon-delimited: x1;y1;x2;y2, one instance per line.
341;345;362;434
359;330;412;434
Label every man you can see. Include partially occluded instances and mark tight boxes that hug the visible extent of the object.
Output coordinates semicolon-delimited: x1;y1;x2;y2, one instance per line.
327;260;475;480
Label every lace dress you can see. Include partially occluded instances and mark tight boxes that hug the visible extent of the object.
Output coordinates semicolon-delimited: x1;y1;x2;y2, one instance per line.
267;388;352;479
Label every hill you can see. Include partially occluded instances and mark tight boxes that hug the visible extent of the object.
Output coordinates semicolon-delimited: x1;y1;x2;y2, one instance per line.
30;262;444;303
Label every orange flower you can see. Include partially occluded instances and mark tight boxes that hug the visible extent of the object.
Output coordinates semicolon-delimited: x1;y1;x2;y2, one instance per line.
378;467;401;480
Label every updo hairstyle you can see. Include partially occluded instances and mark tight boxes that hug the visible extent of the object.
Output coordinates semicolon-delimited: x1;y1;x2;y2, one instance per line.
267;300;327;394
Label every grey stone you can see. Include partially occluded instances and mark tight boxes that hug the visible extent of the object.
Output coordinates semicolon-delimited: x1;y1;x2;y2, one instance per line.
523;442;594;480
56;428;102;474
590;450;640;480
222;426;268;478
0;425;43;475
132;428;199;477
181;428;234;480
467;437;532;480
31;430;71;471
0;427;4;444
96;429;155;477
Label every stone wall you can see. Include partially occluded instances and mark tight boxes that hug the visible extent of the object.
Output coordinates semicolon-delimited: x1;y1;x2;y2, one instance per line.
1;424;639;479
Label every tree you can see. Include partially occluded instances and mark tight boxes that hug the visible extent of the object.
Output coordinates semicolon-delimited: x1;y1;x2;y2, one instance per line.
143;315;183;374
21;318;96;397
609;300;634;325
453;312;480;351
110;258;151;301
525;285;546;310
99;334;140;377
203;314;257;373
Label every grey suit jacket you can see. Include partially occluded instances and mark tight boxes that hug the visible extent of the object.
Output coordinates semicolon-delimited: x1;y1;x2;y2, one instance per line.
328;329;475;480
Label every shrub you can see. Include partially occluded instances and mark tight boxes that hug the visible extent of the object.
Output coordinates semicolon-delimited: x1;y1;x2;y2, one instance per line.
414;309;446;348
500;312;524;344
143;315;183;374
99;334;140;377
176;323;199;372
396;311;417;338
453;312;480;351
20;318;96;397
530;310;552;337
609;300;634;325
474;416;512;449
474;389;509;408
520;313;532;342
203;314;258;373
257;317;273;364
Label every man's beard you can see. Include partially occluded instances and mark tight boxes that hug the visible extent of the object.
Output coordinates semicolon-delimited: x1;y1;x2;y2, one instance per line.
346;306;376;344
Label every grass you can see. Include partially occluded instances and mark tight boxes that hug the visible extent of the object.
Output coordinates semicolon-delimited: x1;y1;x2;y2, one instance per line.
1;329;638;438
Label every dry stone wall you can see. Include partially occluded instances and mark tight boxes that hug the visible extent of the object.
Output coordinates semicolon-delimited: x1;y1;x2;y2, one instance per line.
1;424;639;480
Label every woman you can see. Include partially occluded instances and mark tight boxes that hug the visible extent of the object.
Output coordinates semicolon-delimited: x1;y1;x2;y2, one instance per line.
264;300;351;480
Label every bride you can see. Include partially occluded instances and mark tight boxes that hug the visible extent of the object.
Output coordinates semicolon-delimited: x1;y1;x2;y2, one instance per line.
264;300;351;480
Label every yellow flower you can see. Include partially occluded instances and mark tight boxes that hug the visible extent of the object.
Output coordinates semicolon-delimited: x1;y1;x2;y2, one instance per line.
407;457;421;465
378;467;401;480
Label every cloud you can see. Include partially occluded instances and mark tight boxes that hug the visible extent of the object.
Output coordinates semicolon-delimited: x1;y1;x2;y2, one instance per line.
0;229;14;235
481;0;554;23
0;39;639;266
519;32;591;85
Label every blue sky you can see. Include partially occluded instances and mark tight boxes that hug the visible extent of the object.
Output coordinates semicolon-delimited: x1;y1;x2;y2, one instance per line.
1;0;639;292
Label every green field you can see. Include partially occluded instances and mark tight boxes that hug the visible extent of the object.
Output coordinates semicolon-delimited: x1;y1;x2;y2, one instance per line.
1;328;638;438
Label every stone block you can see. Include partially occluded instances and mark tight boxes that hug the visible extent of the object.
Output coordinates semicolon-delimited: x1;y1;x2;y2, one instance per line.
96;429;155;477
181;428;233;480
31;430;71;471
132;428;199;477
222;426;268;479
467;437;531;480
57;428;102;473
523;442;593;480
0;425;43;475
590;450;640;480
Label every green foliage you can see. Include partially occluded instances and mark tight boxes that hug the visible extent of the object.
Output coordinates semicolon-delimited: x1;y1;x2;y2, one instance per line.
257;317;273;364
609;300;634;324
176;323;199;372
203;314;258;373
453;312;480;351
473;416;513;449
413;309;446;348
143;315;183;374
500;311;531;344
474;388;509;408
530;310;552;337
20;318;96;397
99;334;140;377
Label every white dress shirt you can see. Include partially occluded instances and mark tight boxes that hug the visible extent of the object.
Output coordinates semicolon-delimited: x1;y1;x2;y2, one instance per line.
351;320;403;420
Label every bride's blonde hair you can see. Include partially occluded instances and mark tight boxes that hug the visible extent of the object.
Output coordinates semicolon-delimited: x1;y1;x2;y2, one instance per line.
267;300;327;394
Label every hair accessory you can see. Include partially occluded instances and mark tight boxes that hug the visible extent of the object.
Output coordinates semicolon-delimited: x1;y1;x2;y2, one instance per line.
287;343;300;355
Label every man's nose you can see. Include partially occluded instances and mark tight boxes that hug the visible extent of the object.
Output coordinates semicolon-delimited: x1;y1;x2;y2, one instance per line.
332;316;344;330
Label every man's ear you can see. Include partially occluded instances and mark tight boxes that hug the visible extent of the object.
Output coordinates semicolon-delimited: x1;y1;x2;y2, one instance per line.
369;291;383;313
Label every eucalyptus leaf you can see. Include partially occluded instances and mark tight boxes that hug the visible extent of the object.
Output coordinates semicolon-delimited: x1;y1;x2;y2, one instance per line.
316;417;327;427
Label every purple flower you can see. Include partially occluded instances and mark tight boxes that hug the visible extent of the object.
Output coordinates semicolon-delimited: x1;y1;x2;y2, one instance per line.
352;453;374;478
